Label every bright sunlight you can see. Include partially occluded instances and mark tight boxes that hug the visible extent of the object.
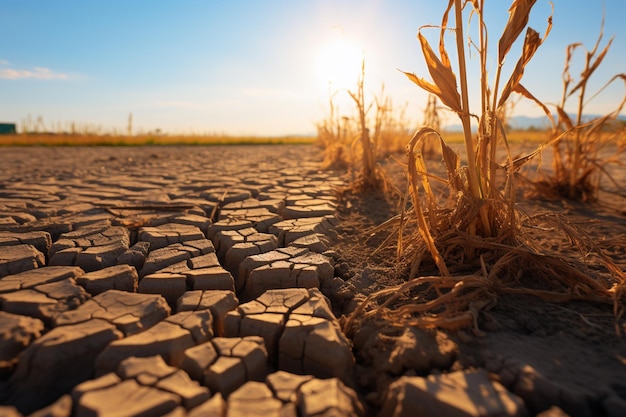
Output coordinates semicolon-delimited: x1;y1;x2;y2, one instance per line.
315;37;363;92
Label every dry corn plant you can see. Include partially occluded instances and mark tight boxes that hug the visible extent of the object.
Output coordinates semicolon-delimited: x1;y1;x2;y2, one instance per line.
317;90;351;171
344;0;626;335
318;60;402;192
420;94;446;158
531;26;626;202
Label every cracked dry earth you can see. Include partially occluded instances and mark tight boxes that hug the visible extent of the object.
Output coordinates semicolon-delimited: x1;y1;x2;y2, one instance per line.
0;144;625;417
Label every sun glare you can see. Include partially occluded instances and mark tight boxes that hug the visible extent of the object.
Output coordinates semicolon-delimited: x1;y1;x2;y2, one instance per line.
315;38;363;92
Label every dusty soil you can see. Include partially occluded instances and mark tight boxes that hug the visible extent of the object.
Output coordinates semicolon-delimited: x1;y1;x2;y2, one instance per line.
1;142;624;415
328;146;626;416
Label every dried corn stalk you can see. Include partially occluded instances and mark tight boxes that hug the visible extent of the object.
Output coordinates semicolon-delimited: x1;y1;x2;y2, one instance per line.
345;0;625;335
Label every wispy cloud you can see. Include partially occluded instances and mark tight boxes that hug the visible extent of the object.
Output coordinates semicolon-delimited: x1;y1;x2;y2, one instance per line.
0;66;69;80
0;59;8;65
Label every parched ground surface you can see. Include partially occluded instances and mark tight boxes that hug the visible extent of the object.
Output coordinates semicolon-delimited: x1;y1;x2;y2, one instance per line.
0;144;625;417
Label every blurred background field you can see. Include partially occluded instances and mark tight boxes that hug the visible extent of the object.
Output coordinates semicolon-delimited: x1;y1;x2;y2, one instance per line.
0;132;316;146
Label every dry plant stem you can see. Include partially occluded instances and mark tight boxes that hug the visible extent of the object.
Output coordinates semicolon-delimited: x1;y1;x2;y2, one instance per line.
342;274;487;334
354;0;626;334
542;22;625;202
348;61;376;185
407;129;450;276
568;80;586;198
454;0;491;240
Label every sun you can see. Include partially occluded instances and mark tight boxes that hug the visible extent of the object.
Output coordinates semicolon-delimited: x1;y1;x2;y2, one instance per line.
315;38;363;92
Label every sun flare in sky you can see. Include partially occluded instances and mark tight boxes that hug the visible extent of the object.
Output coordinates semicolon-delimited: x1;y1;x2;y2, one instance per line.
0;1;624;135
315;37;364;93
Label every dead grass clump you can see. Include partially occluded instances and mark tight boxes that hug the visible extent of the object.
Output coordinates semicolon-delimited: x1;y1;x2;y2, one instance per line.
344;0;625;335
317;92;352;171
530;25;626;202
419;94;446;158
317;61;408;193
347;62;389;191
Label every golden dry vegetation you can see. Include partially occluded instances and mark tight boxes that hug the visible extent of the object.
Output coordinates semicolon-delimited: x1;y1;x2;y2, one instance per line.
341;0;626;335
0;133;315;146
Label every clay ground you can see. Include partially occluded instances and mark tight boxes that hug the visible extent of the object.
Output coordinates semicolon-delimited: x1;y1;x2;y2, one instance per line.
0;143;625;416
333;141;626;416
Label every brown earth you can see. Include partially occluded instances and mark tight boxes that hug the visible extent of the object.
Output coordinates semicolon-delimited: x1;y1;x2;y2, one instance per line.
0;143;624;416
328;145;626;416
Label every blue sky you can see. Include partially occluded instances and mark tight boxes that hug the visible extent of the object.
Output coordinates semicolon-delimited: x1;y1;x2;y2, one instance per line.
1;0;624;136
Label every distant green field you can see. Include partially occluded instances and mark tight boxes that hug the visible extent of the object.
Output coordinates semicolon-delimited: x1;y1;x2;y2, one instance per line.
0;133;317;146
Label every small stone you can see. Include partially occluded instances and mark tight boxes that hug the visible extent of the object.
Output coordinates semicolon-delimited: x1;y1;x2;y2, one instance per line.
384;327;458;375
181;341;219;382
297;377;364;417
138;223;205;251
171;214;212;235
76;264;138;295
27;394;72;417
281;202;335;220
138;272;187;306
139;240;214;278
0;311;45;377
117;356;210;409
8;319;122;414
0;278;90;325
0;231;52;255
536;406;571;417
49;225;130;272
290;233;329;253
0;406;21;417
227;381;283;417
207;218;253;241
71;372;121;405
176;290;238;336
187;267;235;293
116;241;150;271
279;314;353;381
268;216;335;246
187;394;226;417
54;289;170;336
95;310;213;375
75;378;180;417
0;244;45;278
380;370;527;417
265;370;313;403
512;365;565;415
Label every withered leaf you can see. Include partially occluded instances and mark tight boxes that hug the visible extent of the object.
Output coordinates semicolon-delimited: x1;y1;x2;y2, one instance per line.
498;0;537;64
498;28;542;108
417;31;462;113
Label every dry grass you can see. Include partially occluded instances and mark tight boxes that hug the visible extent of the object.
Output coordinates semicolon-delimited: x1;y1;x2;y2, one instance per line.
528;26;626;202
0;133;315;146
317;61;408;192
344;0;625;335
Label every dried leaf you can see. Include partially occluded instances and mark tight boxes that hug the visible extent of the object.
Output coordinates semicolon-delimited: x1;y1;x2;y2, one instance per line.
513;83;554;130
407;127;451;276
585;73;626;115
498;28;542;108
439;0;455;68
569;37;614;97
403;71;443;98
556;106;574;130
562;42;582;87
498;0;537;63
417;31;462;113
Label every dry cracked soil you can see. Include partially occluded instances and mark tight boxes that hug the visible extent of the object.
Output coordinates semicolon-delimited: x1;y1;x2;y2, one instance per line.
0;144;625;417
